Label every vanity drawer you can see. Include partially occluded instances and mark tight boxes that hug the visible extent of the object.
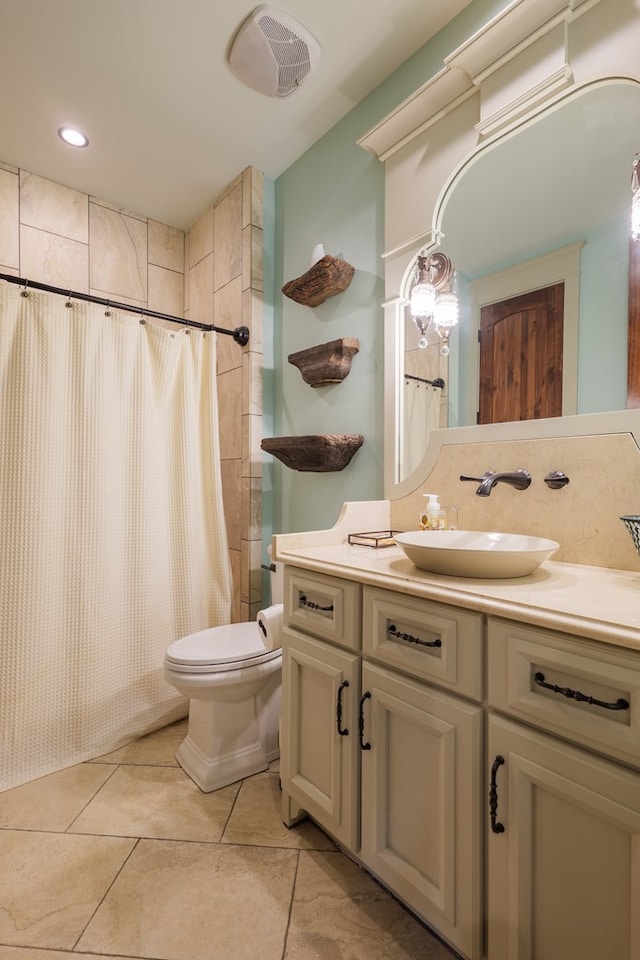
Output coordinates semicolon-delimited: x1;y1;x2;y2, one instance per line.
284;566;361;650
362;586;484;701
488;617;640;769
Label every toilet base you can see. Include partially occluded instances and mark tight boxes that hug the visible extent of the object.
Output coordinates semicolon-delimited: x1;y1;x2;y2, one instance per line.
175;670;281;793
176;733;271;793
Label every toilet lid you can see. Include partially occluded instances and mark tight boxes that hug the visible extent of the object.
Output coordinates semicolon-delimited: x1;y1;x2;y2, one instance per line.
165;621;281;672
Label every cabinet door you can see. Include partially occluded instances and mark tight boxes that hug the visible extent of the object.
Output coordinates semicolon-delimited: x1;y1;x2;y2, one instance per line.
488;714;640;960
280;627;361;850
360;662;483;960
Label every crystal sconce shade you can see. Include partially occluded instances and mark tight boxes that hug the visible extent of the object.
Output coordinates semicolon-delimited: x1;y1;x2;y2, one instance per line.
409;252;458;354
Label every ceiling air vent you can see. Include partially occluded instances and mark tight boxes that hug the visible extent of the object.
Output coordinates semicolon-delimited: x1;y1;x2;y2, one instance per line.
228;5;320;98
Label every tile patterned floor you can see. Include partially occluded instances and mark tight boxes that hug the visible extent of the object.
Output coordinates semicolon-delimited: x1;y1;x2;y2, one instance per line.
0;720;459;960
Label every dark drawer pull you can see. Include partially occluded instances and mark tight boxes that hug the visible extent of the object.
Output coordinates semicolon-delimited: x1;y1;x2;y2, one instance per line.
336;680;349;737
489;755;505;834
299;594;334;613
387;623;442;648
359;691;372;750
534;672;630;711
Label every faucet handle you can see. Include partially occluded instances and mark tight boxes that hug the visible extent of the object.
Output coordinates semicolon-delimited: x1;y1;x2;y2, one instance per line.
459;471;493;483
544;470;570;489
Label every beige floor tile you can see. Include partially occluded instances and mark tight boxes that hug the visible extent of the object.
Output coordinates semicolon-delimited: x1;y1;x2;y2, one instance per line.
68;764;240;841
0;762;115;831
284;850;456;960
77;838;298;960
90;717;187;766
0;949;133;960
222;769;336;851
0;831;135;949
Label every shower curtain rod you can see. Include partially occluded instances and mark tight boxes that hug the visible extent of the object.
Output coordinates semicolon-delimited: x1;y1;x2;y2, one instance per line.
404;373;445;388
0;272;250;346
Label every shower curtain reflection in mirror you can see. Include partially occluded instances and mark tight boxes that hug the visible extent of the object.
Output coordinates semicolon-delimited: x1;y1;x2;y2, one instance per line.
0;284;232;792
401;377;442;478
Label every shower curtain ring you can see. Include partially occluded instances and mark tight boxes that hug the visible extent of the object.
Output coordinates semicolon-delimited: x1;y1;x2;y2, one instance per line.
105;300;112;317
65;290;73;308
20;279;29;298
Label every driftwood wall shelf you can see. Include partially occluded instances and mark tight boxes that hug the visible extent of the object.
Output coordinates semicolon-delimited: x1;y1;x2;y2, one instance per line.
288;337;360;386
281;255;355;307
261;434;363;472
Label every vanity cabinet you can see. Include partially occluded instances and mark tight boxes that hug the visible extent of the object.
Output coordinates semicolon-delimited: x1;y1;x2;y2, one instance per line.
280;565;484;960
487;617;640;960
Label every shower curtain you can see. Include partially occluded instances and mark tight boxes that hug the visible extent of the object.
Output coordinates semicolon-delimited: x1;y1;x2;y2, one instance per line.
0;284;232;792
401;379;442;478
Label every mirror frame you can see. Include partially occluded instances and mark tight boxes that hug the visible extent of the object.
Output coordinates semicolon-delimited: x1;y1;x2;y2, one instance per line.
358;0;640;501
380;74;640;499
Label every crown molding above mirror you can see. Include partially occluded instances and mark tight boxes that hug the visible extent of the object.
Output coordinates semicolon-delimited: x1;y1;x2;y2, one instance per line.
358;0;640;500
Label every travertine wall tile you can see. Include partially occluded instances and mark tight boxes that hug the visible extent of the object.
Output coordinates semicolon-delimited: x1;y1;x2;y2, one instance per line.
184;166;264;620
214;276;243;374
20;225;89;291
89;203;147;301
221;457;242;551
242;166;263;230
229;547;242;622
20;171;88;243
189;207;214;268
148;265;184;317
148;220;184;273
242;537;263;610
242;476;262;541
0;167;19;269
244;287;263;352
243;224;263;292
214;183;243;290
243;349;263;416
242;413;263;480
189;253;214;325
183;235;190;316
390;432;640;571
218;367;243;460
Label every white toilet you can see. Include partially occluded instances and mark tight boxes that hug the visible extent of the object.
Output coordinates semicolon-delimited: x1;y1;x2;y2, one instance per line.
163;554;283;793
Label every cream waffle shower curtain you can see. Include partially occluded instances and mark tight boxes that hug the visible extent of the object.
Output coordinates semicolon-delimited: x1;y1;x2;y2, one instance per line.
0;284;232;792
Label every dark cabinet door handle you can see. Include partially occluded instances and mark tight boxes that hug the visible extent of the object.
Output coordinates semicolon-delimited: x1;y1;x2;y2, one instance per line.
336;680;349;736
490;755;505;834
299;594;334;612
387;623;442;648
534;672;630;711
359;691;372;750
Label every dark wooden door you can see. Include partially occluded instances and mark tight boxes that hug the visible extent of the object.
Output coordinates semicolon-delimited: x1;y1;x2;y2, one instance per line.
627;237;640;407
478;283;564;424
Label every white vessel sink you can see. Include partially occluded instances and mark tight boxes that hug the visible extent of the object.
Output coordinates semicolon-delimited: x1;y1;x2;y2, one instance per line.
394;530;559;579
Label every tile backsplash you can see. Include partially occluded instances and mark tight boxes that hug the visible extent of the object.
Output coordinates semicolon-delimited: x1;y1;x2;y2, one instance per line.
390;431;640;572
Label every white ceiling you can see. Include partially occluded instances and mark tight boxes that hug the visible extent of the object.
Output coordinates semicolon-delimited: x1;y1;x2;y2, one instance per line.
0;0;474;230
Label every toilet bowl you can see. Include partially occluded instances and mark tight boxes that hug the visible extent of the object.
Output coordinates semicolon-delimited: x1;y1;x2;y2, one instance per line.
163;554;283;793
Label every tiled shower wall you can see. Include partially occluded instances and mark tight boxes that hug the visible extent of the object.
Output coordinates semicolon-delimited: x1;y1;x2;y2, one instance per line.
184;168;264;622
0;161;263;623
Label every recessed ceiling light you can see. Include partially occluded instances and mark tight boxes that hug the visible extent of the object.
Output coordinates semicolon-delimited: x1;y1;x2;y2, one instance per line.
58;127;89;148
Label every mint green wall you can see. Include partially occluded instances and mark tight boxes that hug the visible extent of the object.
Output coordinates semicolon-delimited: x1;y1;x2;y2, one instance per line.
269;0;512;535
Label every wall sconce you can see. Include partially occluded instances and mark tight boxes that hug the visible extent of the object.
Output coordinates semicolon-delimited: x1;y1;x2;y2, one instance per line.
632;153;640;241
409;252;457;354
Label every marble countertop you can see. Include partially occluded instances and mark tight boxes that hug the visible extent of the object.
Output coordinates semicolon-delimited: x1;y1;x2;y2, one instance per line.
274;541;640;652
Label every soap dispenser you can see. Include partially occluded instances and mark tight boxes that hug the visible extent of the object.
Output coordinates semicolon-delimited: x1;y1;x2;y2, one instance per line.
419;494;447;530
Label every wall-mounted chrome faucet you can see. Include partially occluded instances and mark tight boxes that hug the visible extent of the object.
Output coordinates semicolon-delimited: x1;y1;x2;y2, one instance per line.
459;469;532;497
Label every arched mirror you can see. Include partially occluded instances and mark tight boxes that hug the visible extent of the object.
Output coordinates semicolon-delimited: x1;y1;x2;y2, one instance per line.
397;77;640;485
